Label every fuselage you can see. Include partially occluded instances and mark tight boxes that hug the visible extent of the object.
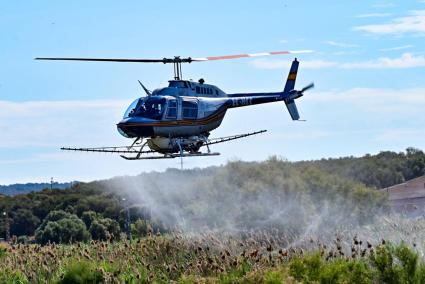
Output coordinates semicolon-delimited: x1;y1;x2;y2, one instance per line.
117;80;233;138
117;58;304;140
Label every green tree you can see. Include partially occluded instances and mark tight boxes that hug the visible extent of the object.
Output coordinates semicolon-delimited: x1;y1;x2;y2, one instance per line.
89;220;108;240
133;218;148;237
10;209;40;236
89;217;120;241
81;210;98;228
35;210;90;244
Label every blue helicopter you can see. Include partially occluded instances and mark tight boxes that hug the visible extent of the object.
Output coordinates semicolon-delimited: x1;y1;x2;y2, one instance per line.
36;50;314;162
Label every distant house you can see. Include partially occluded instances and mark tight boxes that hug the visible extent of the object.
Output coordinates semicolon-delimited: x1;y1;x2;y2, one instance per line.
382;175;425;213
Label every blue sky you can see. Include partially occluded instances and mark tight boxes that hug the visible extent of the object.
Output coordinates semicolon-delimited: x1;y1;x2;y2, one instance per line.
1;0;425;184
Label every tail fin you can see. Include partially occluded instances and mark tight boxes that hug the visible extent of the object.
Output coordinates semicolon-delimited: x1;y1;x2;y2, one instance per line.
284;58;300;120
284;58;299;93
285;100;300;120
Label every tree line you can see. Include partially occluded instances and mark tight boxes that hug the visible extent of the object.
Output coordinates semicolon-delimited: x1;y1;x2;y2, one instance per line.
0;147;423;244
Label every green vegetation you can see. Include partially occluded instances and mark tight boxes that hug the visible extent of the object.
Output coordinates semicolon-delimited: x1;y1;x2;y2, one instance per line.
298;147;425;188
2;148;424;244
35;210;90;244
0;232;424;283
0;148;424;281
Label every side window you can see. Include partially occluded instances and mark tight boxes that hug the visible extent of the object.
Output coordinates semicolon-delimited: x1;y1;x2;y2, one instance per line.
209;88;212;94
196;86;200;94
182;100;198;119
215;90;219;95
166;100;177;119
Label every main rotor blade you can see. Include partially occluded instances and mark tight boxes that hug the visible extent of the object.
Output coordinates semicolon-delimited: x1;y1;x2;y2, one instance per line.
35;50;313;64
192;50;313;61
35;57;171;63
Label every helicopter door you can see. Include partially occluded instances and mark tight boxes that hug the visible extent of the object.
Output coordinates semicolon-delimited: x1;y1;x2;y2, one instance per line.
166;99;178;119
182;99;198;120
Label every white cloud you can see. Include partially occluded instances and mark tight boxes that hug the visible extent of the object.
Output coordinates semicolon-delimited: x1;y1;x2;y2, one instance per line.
0;99;130;148
325;41;359;48
340;53;425;69
308;87;425;118
0;99;127;118
379;45;414;51
372;2;396;8
311;88;425;105
356;13;392;18
354;10;425;35
373;129;425;142
252;53;425;69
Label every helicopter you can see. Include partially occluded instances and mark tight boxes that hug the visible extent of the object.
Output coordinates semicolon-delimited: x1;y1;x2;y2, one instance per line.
35;50;314;164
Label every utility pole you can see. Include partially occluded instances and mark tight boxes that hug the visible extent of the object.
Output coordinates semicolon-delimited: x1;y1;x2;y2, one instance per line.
3;212;9;242
50;177;53;190
122;198;132;240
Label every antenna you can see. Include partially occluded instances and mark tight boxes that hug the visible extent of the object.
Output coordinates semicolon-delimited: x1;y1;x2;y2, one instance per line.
138;80;152;96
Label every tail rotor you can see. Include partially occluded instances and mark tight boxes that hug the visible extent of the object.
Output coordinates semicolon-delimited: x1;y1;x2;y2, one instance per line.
283;59;314;120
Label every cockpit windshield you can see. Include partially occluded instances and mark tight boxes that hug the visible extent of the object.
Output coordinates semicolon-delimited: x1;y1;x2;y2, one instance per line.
124;97;166;120
123;98;140;118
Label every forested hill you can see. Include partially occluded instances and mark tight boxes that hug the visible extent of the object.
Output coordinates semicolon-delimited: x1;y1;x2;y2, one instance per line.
296;147;425;189
0;148;423;243
0;182;78;196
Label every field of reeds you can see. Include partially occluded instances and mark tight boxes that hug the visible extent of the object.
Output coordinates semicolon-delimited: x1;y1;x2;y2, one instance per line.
1;226;425;284
1;152;425;283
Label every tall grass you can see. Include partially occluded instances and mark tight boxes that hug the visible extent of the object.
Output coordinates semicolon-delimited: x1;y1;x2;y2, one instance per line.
0;230;424;283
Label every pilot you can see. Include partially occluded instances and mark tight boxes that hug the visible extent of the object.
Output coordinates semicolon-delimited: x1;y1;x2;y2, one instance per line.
198;78;205;84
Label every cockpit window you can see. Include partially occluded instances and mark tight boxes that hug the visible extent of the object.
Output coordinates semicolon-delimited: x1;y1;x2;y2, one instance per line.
182;100;198;119
135;97;166;119
124;97;166;120
166;99;177;119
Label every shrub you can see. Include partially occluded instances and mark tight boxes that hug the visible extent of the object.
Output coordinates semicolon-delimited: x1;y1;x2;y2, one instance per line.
371;242;425;284
16;235;28;244
81;211;98;228
35;210;90;244
10;208;40;236
0;243;7;258
89;220;108;240
59;261;103;284
89;217;120;241
290;252;374;284
133;218;148;237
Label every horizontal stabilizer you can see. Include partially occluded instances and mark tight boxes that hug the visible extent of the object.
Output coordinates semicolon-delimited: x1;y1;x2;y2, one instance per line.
285;100;300;120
